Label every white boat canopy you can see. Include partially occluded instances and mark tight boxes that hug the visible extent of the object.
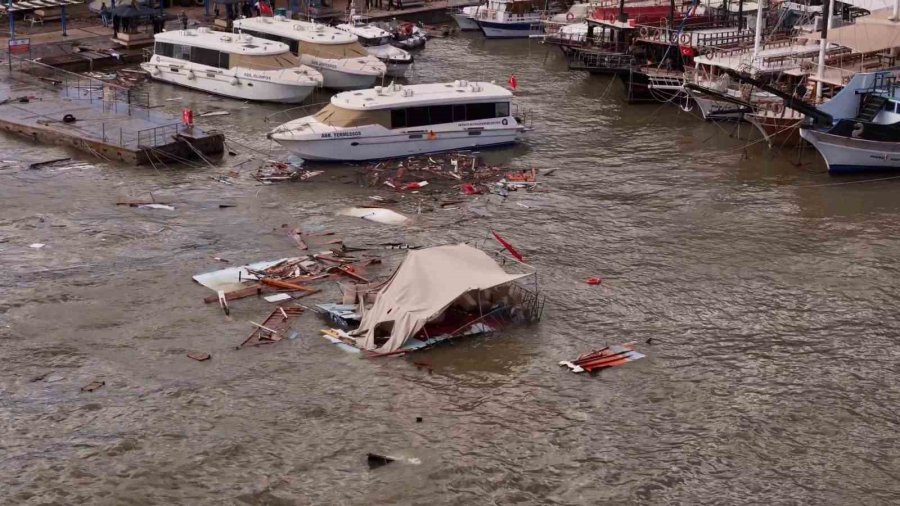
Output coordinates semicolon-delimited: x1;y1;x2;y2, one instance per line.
351;244;530;353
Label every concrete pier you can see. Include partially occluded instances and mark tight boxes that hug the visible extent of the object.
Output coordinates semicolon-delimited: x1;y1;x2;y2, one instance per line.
0;58;224;166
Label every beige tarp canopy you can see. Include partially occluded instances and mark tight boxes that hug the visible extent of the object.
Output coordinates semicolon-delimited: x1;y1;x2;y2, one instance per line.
351;244;530;353
807;8;900;53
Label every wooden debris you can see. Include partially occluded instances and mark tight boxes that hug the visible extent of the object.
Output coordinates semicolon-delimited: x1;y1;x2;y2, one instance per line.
260;277;316;292
187;352;211;362
238;306;304;348
81;381;105;392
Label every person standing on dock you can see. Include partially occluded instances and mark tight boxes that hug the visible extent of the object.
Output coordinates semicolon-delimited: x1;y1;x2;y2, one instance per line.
100;3;111;27
180;10;189;30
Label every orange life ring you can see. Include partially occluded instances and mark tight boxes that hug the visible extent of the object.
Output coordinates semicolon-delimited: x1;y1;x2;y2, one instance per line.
639;26;649;38
772;102;784;115
566;12;575;22
679;32;690;44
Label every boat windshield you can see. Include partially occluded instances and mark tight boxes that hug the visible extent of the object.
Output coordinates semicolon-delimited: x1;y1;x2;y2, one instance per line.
230;52;300;70
299;41;370;59
358;35;391;47
314;103;391;128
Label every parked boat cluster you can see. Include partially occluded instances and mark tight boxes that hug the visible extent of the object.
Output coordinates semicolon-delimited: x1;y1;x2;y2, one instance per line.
525;0;900;174
140;0;900;172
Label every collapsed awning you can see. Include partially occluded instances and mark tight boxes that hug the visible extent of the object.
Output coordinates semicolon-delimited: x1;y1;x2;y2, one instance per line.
0;0;84;13
351;244;531;353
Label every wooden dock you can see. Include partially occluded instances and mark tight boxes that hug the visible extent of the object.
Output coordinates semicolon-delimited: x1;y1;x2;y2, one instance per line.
0;59;224;165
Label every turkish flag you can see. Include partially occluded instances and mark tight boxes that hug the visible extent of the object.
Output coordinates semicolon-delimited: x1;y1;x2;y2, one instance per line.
508;74;517;91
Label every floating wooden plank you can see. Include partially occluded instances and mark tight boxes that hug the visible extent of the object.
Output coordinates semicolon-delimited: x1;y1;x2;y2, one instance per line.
238;306;304;348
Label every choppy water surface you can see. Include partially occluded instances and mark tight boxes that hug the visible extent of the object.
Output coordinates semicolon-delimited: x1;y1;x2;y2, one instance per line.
2;32;900;505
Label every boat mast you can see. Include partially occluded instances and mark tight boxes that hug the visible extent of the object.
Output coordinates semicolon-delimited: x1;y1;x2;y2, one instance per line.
815;0;833;100
752;0;764;63
738;0;744;30
669;0;675;30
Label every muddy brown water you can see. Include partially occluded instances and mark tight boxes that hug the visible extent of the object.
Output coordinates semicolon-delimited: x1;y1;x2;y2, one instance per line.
2;32;900;505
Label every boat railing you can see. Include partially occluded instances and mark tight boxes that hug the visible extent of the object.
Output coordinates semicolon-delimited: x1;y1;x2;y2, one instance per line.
512;102;533;129
264;102;330;125
567;47;635;71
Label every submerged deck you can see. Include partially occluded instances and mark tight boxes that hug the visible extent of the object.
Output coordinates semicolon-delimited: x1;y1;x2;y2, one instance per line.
0;58;224;165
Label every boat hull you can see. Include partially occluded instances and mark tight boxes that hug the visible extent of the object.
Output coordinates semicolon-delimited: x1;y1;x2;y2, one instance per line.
274;127;522;162
687;90;748;121
746;111;804;148
621;70;684;103
140;62;316;103
314;65;379;90
384;59;411;77
477;19;542;39
800;128;900;174
451;13;480;31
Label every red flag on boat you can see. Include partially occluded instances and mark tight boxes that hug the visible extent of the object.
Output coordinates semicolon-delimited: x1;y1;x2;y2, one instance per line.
679;46;696;57
257;1;274;16
491;230;524;263
508;74;517;91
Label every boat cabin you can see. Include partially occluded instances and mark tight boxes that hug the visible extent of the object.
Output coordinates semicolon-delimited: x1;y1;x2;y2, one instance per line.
151;28;300;71
311;81;513;130
233;16;370;60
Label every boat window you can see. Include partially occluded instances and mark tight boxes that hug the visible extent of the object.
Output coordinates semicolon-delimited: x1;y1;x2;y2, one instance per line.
406;106;430;127
429;105;453;125
466;103;497;121
452;104;466;122
177;44;191;62
299;40;369;59
314;103;391;128
388;102;509;128
230;52;300;70
155;41;175;58
192;47;223;68
242;29;300;55
391;109;406;128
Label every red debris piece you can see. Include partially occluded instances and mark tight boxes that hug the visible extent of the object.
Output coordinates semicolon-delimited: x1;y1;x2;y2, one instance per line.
586;277;602;285
461;183;481;195
491;230;524;263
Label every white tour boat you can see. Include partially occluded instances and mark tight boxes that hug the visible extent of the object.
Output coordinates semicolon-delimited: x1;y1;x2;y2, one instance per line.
142;28;322;102
336;15;413;78
475;0;550;39
451;4;485;31
268;80;526;161
232;16;386;90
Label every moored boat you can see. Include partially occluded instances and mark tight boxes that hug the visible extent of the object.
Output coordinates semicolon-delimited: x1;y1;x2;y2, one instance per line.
474;0;550;39
141;28;322;103
800;70;900;174
232;16;386;90
268;80;527;162
336;15;414;78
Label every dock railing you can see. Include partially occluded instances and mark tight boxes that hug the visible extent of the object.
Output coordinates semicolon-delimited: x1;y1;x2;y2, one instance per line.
0;51;190;150
2;51;151;111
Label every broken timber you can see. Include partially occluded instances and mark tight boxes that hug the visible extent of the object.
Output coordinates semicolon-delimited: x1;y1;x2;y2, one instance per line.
238;306;304;348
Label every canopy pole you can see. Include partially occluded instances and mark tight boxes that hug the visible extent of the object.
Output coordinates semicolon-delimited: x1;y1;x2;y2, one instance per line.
8;0;14;40
815;0;832;101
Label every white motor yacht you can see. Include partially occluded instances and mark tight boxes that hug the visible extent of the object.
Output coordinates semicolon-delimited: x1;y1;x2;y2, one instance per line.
232;16;386;90
142;28;322;102
268;80;526;161
336;15;413;78
474;0;550;38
